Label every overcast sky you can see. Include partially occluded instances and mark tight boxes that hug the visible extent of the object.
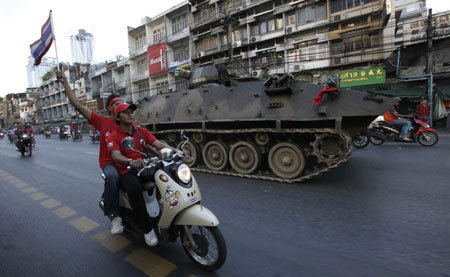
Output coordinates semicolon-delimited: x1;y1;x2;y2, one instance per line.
0;0;449;97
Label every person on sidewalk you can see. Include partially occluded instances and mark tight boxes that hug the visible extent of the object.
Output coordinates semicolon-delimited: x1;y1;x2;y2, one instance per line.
384;101;413;141
56;70;125;235
415;99;431;124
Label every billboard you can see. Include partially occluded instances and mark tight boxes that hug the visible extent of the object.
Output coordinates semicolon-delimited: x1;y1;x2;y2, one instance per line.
338;66;386;88
148;42;167;76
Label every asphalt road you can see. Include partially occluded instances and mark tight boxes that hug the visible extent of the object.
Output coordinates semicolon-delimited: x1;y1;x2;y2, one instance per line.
0;133;449;277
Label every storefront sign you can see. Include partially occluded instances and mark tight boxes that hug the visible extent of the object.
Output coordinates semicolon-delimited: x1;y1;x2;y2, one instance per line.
148;42;167;76
339;66;386;88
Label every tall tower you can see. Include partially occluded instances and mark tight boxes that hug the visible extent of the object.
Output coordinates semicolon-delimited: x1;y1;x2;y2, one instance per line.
26;56;57;87
70;29;94;64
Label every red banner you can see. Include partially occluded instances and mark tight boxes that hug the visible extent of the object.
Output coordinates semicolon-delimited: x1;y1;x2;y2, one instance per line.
148;42;167;76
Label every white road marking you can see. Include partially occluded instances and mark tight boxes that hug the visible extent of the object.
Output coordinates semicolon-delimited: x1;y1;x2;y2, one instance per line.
85;152;98;155
55;148;64;151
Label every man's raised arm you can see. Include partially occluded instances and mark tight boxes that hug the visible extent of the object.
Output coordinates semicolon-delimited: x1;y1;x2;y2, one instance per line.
56;70;92;120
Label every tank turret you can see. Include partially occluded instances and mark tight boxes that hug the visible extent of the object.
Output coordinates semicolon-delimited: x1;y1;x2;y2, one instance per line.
135;66;396;183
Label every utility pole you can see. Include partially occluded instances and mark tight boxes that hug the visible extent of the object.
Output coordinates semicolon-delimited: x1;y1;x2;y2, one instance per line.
425;8;434;125
426;8;433;102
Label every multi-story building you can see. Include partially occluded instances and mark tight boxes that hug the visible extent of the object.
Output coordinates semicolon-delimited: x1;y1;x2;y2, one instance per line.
127;1;191;102
19;88;41;124
26;56;58;88
189;0;395;83
0;97;7;128
70;29;94;64
40;73;75;124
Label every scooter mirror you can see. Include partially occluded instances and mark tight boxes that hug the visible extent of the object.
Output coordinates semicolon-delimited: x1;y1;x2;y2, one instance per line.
122;136;136;150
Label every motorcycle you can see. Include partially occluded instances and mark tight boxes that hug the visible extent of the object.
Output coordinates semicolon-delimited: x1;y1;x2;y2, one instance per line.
99;131;227;271
352;129;370;149
0;131;4;140
72;130;82;142
59;130;69;140
16;133;33;156
90;130;100;144
369;116;439;146
45;130;51;139
8;132;14;143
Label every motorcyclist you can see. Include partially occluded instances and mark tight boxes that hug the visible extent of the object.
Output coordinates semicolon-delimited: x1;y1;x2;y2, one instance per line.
107;103;178;246
57;70;125;235
14;122;25;149
383;100;413;141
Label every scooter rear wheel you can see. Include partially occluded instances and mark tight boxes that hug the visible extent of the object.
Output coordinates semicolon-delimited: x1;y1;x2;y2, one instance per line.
417;131;438;146
352;135;370;148
181;226;227;272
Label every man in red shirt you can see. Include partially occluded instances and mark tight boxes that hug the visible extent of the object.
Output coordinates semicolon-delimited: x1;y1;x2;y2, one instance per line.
416;99;431;124
107;103;177;246
56;70;125;234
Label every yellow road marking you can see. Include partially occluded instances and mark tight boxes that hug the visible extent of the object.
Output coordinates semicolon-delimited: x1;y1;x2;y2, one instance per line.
21;187;37;194
0;172;8;176
30;192;49;201
69;216;100;233
53;206;77;219
40;199;62;209
8;178;22;184
91;230;131;253
3;175;15;180
14;182;29;189
125;248;177;277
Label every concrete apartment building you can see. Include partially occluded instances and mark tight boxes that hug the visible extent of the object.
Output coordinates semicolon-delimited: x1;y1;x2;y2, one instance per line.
189;0;395;83
127;1;191;102
40;74;74;124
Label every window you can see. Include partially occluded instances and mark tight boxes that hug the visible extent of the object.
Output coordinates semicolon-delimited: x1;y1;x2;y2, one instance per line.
257;17;282;35
135;33;146;50
197;37;218;52
330;0;362;14
153;28;165;43
172;14;187;35
173;45;189;61
297;3;327;25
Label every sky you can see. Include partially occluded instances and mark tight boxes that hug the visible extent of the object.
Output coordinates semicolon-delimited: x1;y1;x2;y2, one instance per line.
0;0;449;97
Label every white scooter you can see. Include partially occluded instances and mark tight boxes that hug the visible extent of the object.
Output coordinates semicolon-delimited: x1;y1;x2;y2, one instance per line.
99;131;227;271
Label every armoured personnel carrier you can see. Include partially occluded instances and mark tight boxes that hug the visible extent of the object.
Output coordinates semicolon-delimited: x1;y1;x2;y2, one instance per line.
134;65;396;183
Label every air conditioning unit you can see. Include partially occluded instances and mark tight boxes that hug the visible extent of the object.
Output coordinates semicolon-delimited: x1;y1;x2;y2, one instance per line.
286;27;293;34
250;36;260;43
252;70;260;78
232;40;242;48
197;51;205;58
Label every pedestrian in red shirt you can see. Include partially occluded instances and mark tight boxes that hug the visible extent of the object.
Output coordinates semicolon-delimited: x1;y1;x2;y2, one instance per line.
56;70;125;235
107;103;177;246
416;99;431;124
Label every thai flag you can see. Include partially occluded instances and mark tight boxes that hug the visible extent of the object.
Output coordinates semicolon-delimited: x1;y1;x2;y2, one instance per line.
30;15;54;66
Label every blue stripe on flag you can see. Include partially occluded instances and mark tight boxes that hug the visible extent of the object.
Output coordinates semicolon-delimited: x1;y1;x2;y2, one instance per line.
32;24;53;60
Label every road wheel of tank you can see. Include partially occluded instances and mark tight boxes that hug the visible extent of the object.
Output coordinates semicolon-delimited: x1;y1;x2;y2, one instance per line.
193;133;204;144
177;141;201;167
255;133;269;146
203;141;228;171
229;142;261;174
167;133;177;143
311;133;349;165
268;143;305;179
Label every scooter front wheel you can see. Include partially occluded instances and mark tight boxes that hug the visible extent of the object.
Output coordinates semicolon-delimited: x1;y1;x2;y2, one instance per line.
352;135;370;148
417;131;439;146
181;226;227;272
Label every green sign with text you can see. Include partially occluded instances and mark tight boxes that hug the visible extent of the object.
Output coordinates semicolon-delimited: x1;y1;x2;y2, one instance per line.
338;66;386;88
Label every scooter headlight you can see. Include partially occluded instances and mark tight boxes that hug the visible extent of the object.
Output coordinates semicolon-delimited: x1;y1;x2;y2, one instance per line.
177;164;191;184
22;134;28;138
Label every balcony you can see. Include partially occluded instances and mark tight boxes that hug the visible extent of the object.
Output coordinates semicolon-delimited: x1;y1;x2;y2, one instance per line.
167;28;189;44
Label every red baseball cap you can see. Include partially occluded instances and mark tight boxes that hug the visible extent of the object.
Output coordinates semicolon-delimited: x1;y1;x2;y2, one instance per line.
114;103;137;116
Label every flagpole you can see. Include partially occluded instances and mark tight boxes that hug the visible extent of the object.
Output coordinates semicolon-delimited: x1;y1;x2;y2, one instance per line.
49;10;60;68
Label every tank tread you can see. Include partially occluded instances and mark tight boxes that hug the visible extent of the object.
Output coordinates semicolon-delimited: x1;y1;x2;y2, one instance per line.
149;127;352;183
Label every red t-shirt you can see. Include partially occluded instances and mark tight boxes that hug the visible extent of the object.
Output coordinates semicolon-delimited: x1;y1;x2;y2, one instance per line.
88;112;119;169
416;104;430;120
106;124;157;175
